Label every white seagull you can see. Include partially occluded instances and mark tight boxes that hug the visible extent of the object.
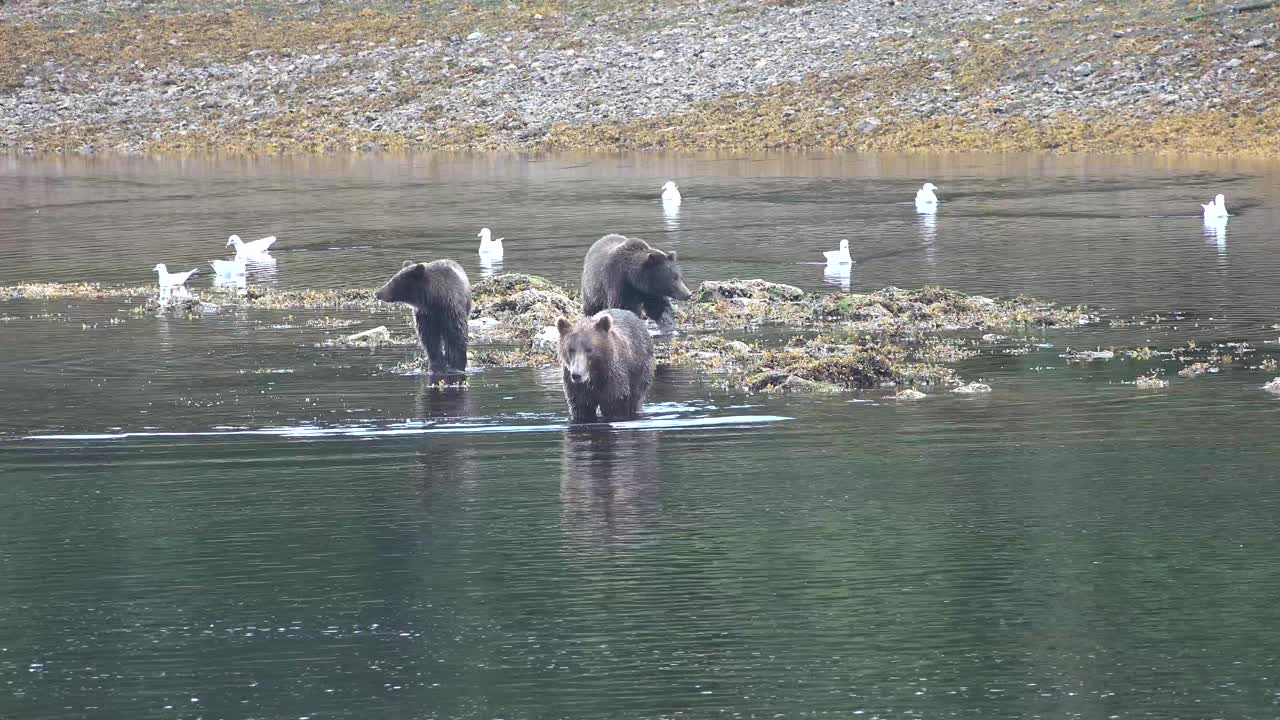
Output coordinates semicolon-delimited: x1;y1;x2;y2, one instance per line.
1201;193;1228;222
210;257;247;277
154;263;197;289
661;181;682;203
823;239;853;266
478;227;505;260
226;234;277;257
915;183;938;213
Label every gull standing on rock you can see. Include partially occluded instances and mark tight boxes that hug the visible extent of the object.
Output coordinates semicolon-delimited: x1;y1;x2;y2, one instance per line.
661;181;682;203
226;234;277;258
154;264;197;289
915;183;938;214
478;227;505;260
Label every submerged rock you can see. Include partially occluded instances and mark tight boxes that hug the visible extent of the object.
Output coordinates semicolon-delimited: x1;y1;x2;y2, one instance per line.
1061;348;1115;362
951;382;992;394
894;389;928;401
1263;377;1280;394
343;325;391;346
1136;375;1169;390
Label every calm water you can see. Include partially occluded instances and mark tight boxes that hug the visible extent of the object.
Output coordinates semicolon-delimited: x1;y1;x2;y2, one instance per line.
2;153;1280;719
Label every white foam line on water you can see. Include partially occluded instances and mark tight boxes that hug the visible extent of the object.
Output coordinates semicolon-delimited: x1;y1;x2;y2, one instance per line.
20;415;792;441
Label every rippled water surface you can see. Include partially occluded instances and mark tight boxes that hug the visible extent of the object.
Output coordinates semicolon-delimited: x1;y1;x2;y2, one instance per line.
3;153;1280;719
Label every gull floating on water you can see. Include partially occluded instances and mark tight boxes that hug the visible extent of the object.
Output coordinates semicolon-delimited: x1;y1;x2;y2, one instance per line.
823;239;853;266
154;263;197;288
915;183;938;214
478;227;505;260
661;181;682;203
1201;193;1228;222
226;234;277;258
210;257;246;277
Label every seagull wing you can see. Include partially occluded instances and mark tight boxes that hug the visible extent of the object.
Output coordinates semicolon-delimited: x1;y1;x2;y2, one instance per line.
244;236;277;254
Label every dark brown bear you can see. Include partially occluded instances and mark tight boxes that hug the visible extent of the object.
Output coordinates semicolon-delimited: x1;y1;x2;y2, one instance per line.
556;309;656;423
581;234;692;333
374;259;471;374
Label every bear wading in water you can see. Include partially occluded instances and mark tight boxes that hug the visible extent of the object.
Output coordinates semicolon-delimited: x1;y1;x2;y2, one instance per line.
581;234;692;333
374;259;471;374
556;309;656;423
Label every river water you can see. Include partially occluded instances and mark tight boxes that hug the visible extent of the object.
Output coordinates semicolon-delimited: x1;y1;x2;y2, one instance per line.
2;153;1279;719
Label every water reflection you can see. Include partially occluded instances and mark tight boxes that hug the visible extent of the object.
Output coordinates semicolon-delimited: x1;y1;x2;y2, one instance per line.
412;380;481;491
244;256;279;285
560;428;661;545
1204;217;1227;257
918;212;937;244
212;271;247;288
478;257;504;279
822;264;851;291
662;199;680;232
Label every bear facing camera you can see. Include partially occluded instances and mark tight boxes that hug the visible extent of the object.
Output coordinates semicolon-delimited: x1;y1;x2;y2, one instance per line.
374;259;472;374
556;309;656;423
581;234;692;334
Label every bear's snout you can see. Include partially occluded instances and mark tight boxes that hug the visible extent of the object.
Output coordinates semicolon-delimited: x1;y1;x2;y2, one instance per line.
569;371;584;383
373;285;390;302
673;281;692;301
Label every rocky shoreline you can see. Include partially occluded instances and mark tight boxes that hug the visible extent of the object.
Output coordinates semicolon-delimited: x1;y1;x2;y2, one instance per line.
3;0;1278;156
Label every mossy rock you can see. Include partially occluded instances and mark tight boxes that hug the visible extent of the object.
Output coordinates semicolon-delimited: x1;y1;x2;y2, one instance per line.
695;279;806;303
472;273;577;301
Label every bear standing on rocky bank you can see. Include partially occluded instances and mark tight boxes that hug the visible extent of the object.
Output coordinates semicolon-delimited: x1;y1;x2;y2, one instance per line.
581;234;692;333
374;259;472;374
556;309;655;423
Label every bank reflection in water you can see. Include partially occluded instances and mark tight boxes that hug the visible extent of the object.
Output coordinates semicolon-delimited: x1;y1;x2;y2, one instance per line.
560;428;662;545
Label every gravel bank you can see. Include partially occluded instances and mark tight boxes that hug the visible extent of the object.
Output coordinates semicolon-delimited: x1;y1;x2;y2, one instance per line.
2;0;1278;155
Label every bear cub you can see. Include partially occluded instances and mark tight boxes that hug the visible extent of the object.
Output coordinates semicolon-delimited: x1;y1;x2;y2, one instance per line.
581;234;692;333
556;309;656;423
374;259;472;374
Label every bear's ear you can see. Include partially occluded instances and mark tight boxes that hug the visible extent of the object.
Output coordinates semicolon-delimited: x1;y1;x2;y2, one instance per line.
644;250;667;266
556;317;572;336
402;260;414;269
594;314;613;333
667;250;677;262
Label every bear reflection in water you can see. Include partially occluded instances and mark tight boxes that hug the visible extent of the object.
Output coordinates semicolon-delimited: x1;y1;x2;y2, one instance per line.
411;379;481;493
560;428;662;545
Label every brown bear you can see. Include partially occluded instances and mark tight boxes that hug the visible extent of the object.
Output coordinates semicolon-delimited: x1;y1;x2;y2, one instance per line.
556;309;656;423
374;259;471;374
580;234;692;333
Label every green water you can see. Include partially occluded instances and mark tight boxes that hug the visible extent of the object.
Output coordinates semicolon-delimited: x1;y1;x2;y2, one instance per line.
2;153;1280;718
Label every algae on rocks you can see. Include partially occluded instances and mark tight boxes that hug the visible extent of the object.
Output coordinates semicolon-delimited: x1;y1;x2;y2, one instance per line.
2;274;1093;395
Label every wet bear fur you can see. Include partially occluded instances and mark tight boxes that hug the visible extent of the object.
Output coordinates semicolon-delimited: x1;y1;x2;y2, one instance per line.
374;259;471;373
581;234;692;332
556;309;656;423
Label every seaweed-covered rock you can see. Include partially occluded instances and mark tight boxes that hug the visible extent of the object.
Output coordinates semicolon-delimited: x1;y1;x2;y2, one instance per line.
814;286;1092;331
682;279;810;327
3;275;1097;395
470;274;579;343
695;279;806;303
740;337;959;393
